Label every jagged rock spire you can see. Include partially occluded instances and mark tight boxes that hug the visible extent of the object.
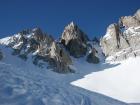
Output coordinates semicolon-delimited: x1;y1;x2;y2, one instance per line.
48;41;72;73
60;21;89;58
61;21;89;45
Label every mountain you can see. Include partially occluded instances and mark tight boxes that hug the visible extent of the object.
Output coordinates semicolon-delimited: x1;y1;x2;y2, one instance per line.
100;9;140;61
0;22;102;73
0;28;73;73
0;9;140;105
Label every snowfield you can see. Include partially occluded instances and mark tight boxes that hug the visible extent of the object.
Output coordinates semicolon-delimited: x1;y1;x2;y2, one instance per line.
71;57;140;103
0;46;128;105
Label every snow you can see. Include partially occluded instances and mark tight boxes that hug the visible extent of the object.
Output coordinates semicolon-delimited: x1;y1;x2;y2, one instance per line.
103;33;112;40
0;36;13;45
71;57;140;103
124;26;140;36
13;41;23;49
0;46;127;105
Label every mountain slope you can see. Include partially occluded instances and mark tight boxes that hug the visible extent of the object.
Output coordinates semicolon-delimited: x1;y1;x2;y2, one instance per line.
0;46;127;105
71;57;140;103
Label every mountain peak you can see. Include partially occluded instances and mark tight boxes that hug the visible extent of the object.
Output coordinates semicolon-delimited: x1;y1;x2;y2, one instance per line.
66;21;78;30
60;21;89;58
101;9;140;61
61;21;89;44
69;21;75;26
32;27;41;32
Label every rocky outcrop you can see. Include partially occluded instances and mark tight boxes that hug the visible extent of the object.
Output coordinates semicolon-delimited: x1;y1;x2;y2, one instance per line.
86;48;99;64
101;9;140;61
32;41;73;73
60;22;89;58
100;23;129;56
10;28;54;55
119;16;140;28
119;9;140;28
86;38;103;64
48;42;73;73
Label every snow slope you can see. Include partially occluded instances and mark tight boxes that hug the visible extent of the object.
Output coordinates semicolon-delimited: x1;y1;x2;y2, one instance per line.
71;57;140;103
0;46;128;105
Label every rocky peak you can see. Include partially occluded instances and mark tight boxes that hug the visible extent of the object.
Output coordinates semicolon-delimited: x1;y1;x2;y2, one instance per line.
101;9;140;61
66;21;78;32
119;16;140;28
86;48;100;64
100;23;122;56
60;22;89;58
31;28;44;40
61;21;89;45
119;9;140;28
18;28;47;42
0;27;74;73
68;21;75;28
48;41;73;73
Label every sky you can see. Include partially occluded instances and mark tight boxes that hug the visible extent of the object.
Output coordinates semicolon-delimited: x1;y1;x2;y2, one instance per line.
0;0;140;39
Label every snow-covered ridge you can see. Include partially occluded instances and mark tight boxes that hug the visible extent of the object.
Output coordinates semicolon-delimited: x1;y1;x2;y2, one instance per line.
0;46;127;105
0;36;14;45
0;29;35;46
0;25;103;73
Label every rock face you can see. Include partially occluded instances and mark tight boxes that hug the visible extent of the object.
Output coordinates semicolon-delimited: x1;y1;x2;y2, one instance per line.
100;23;129;56
119;9;140;28
9;28;54;60
86;48;100;64
119;16;140;28
48;42;73;73
86;37;104;64
60;22;89;58
101;9;140;61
